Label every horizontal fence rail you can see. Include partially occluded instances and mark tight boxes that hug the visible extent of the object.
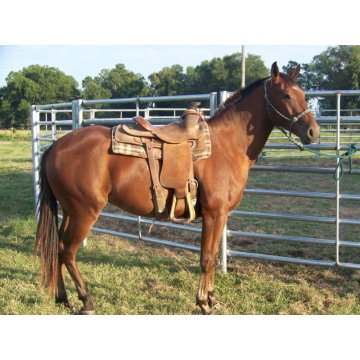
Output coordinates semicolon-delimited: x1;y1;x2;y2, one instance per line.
30;89;360;272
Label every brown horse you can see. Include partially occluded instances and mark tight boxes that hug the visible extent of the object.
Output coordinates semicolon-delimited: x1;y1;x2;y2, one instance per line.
35;62;320;314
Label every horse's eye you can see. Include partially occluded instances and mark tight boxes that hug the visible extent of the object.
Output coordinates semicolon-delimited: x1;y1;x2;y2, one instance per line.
282;93;291;100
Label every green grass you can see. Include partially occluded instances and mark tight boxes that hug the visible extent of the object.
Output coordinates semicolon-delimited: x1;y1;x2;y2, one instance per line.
0;129;32;141
0;140;360;314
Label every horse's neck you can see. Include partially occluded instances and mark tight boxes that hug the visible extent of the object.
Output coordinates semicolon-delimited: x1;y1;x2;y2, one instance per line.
209;87;274;164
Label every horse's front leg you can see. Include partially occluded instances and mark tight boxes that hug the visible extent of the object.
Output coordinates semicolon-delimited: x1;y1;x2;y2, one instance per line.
196;210;228;315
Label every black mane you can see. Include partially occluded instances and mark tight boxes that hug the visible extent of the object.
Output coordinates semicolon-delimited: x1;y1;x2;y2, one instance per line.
212;77;269;118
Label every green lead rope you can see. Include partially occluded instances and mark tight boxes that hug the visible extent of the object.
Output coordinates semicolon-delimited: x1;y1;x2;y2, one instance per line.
276;126;357;181
300;143;357;181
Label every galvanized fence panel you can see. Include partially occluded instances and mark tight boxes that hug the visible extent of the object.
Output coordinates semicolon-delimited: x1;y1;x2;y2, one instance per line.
219;89;360;271
30;90;360;272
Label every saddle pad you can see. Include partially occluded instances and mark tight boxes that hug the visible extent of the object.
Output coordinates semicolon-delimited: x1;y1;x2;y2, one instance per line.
111;126;162;159
111;122;211;161
192;122;211;161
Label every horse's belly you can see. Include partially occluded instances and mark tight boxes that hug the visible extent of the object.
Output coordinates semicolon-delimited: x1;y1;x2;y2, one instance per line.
108;155;169;217
108;186;160;217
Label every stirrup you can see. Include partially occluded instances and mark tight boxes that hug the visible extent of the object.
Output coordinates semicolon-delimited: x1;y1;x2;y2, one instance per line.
169;192;196;225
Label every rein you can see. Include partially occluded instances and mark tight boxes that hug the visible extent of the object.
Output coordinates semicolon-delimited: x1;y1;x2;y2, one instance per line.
263;79;357;181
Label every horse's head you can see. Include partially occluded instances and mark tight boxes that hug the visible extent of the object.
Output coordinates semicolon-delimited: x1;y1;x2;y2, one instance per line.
264;62;320;145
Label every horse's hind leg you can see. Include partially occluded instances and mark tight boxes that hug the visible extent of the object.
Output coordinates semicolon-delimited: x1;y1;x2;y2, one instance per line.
61;214;97;314
55;213;75;311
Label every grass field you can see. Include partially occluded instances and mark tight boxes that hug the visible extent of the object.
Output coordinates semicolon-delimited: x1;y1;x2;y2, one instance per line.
1;137;360;315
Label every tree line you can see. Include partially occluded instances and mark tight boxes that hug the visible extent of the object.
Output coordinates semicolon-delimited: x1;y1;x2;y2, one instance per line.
1;46;359;128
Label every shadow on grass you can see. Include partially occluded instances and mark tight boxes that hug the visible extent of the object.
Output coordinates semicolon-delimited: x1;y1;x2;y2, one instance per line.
228;258;360;300
0;266;38;281
77;243;200;275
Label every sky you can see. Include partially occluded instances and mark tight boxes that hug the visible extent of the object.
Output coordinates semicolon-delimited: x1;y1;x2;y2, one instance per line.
1;0;355;90
0;45;331;88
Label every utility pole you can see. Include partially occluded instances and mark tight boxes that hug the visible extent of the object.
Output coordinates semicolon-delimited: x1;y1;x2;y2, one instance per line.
241;45;246;88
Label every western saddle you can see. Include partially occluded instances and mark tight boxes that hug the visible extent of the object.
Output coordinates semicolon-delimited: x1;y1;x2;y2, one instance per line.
111;103;211;224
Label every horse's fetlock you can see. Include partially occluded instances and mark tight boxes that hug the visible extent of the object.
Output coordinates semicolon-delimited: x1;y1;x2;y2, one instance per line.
201;254;215;272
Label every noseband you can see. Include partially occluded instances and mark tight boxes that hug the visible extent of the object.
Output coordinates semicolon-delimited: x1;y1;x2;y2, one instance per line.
264;80;311;148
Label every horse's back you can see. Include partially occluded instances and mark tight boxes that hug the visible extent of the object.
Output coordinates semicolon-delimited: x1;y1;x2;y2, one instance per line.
50;125;111;153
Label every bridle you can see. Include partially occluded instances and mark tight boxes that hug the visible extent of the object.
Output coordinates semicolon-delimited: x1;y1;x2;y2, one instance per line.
264;79;311;149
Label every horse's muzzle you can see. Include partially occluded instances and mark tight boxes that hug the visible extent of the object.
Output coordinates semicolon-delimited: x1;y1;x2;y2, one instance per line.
304;124;320;144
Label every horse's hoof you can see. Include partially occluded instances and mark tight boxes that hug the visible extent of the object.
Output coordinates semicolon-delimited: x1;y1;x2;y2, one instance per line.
77;309;96;315
196;296;213;315
202;307;213;315
208;295;221;309
198;303;213;315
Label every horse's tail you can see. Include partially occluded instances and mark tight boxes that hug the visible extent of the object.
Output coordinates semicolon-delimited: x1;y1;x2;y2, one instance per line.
34;146;59;295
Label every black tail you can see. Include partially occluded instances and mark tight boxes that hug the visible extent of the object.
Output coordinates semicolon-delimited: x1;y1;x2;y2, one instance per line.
34;146;59;294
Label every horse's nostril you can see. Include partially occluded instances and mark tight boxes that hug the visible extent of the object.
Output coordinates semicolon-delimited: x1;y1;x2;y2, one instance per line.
308;127;314;139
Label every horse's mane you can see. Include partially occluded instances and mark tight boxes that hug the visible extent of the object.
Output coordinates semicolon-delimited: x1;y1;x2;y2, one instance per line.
209;73;295;125
211;77;269;121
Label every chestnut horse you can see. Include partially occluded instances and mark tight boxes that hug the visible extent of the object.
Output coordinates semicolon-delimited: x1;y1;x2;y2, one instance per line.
35;62;320;314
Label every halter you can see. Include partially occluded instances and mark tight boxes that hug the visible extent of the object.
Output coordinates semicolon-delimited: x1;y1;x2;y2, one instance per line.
264;80;311;149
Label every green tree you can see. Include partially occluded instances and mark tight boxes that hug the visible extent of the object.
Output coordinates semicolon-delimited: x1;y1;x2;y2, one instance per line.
184;52;268;93
83;64;150;100
82;76;112;100
148;64;186;96
0;65;80;128
307;46;360;91
285;46;360;111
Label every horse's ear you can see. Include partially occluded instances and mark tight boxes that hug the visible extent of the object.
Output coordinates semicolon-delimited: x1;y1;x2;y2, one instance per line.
289;64;301;81
271;62;280;83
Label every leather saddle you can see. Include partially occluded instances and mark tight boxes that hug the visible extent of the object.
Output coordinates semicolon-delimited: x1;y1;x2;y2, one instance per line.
112;105;210;224
125;116;200;144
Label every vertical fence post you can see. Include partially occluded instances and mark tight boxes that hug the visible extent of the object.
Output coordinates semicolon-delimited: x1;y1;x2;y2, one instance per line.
138;216;142;239
72;99;83;130
219;91;228;106
51;108;56;141
45;113;48;134
210;92;217;116
220;225;228;274
145;107;150;119
218;91;229;273
335;93;341;265
72;100;87;246
316;126;321;162
90;108;95;122
30;105;40;219
72;100;78;130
